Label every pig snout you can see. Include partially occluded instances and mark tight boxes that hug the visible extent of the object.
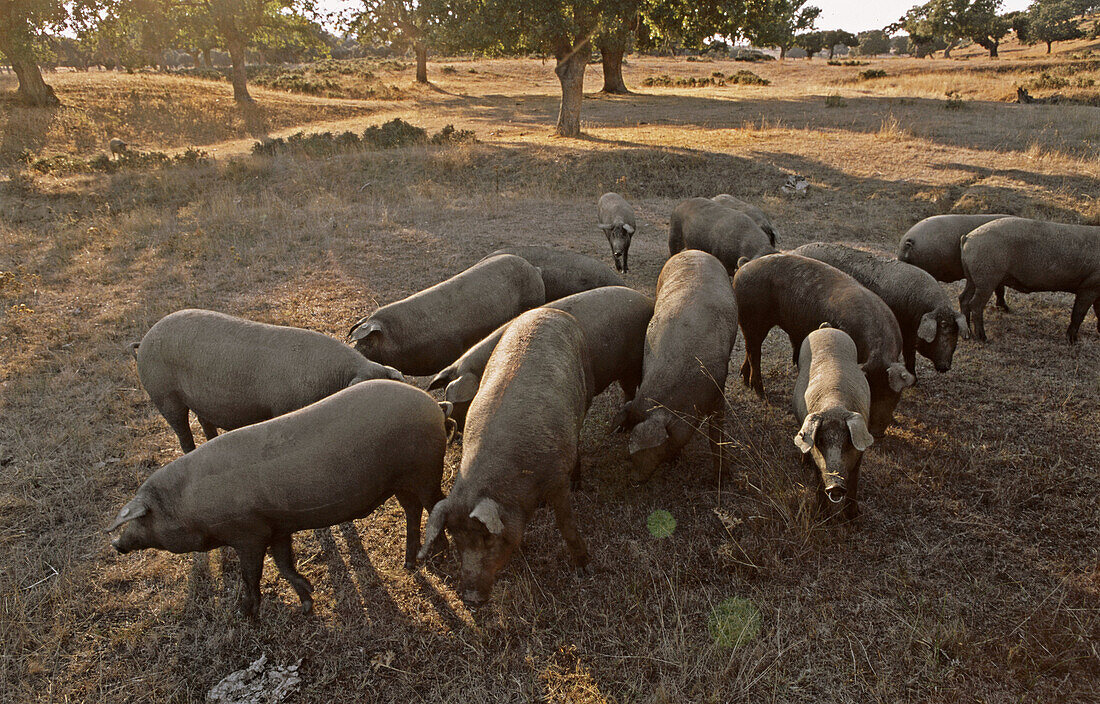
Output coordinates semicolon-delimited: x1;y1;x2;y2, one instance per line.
111;538;131;554
823;476;847;504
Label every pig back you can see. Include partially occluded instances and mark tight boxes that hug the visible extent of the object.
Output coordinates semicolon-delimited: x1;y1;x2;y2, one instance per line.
794;328;870;421
169;380;447;535
643;251;738;404
460;308;593;491
486;246;625;301
370;254;545;375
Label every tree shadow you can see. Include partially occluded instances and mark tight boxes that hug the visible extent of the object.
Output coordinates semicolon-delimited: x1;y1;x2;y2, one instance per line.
238;101;271;138
0;93;58;164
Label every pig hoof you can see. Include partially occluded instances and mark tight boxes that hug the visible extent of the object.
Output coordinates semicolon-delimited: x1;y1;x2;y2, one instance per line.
301;599;314;615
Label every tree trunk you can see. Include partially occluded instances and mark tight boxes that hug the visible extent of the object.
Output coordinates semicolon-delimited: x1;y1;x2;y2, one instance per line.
11;56;60;107
227;38;251;102
597;38;629;94
414;42;427;84
828;46;836;59
202;48;212;69
1046;41;1052;54
988;41;998;58
943;39;958;58
779;45;787;60
554;42;590;137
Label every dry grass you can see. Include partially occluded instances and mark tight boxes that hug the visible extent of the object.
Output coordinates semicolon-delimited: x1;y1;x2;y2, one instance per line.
1;51;1099;702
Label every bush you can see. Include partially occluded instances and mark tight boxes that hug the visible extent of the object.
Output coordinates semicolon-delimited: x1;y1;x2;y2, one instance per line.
827;59;868;66
31;148;209;176
640;70;768;88
251;120;475;157
943;90;964;110
825;93;847;108
859;69;887;80
729;70;769;85
441;65;458;74
1031;72;1069;90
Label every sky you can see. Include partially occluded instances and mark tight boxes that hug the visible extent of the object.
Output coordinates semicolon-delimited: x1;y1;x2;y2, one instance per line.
815;0;1033;32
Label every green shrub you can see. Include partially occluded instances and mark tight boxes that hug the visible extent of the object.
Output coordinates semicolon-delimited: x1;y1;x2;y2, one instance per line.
825;93;847;108
859;69;887;80
252;120;476;157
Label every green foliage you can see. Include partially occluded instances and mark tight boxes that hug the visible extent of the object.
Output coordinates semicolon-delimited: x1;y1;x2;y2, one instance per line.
859;68;887;79
855;29;891;56
743;0;821;55
708;597;762;648
251;119;475;157
824;92;846;107
1024;0;1086;51
646;510;676;538
827;59;868;65
794;30;826;57
889;0;1010;58
943;89;965;108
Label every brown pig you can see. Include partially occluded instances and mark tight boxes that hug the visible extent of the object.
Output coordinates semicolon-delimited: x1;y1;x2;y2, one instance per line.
614;250;739;481
733;253;915;437
418;308;594;606
428;286;653;430
668;197;777;274
349;253;545;376
108;380;451;617
792;324;875;521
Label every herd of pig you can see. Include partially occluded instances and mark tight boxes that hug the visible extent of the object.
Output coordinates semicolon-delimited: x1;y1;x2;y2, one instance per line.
106;194;1100;615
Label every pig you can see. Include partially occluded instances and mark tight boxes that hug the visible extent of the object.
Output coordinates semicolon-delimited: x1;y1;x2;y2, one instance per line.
596;192;637;272
107;380;451;617
896;214;1012;310
349;253;545;376
484;245;624;301
792;324;874;521
428;286;653;431
711;194;778;246
794;243;969;375
959;217;1100;343
733;254;915;437
417;308;594;606
613;250;738;481
129;309;404;453
668;197;777;274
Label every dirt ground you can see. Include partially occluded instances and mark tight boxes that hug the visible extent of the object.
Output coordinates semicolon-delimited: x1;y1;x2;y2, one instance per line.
1;48;1099;702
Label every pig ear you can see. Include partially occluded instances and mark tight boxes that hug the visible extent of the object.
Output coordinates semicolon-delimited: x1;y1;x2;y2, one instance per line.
623;223;635;235
445;373;479;404
417;497;451;561
597;223;614;231
793;413;820;454
428;367;455;391
955;312;970;339
349;319;382;342
818;322;832;330
917;313;937;343
469;497;504;535
736;256;750;269
888;363;916;392
106;498;147;532
846;413;874;452
628;415;668;455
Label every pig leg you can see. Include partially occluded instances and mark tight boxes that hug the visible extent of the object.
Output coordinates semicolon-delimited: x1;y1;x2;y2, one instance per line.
198;417;219;442
995;285;1011;312
233;542;267;617
269;534;314;613
419;488;449;558
739;330;766;397
966;286;994;342
1093;297;1100;334
548;487;590;574
570;455;583;492
395;492;424;570
789;334;804;368
1067;289;1098;344
155;396;195;453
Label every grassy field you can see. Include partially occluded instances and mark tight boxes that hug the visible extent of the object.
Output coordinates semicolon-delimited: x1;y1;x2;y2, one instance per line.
2;43;1099;703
